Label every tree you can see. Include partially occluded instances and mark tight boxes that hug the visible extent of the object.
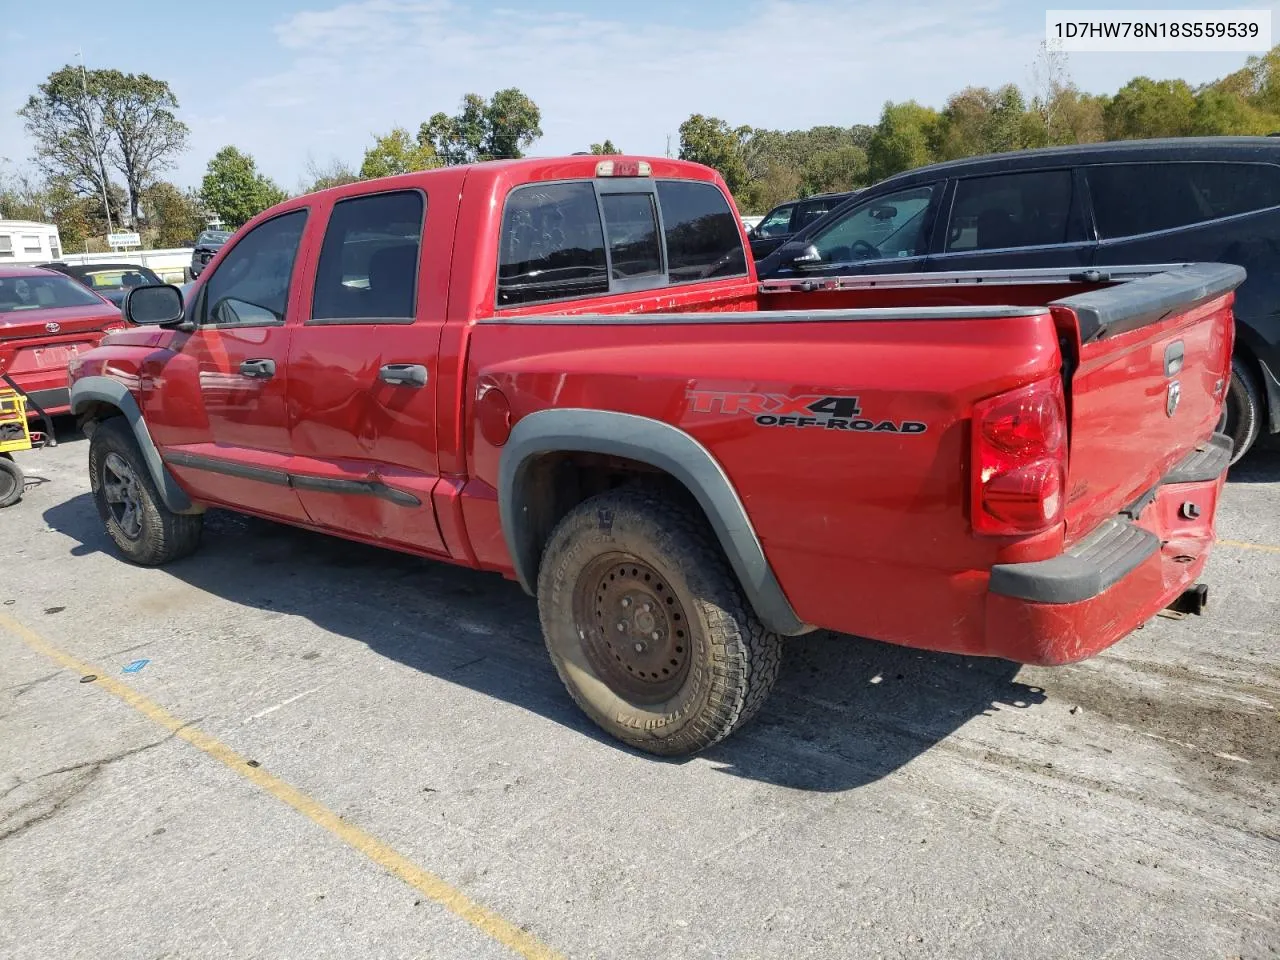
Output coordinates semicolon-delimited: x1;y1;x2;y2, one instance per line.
200;146;287;228
801;146;868;195
302;155;361;193
421;88;542;165
867;101;941;181
18;65;116;225
1104;77;1196;140
678;114;750;195
140;181;206;247
99;70;188;223
590;140;621;155
359;128;438;179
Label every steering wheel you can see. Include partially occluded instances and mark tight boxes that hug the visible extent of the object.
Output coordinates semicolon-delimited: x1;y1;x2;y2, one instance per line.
850;239;880;259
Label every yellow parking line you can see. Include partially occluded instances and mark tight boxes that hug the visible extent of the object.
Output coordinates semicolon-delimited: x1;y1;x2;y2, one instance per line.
1217;538;1280;554
0;611;564;960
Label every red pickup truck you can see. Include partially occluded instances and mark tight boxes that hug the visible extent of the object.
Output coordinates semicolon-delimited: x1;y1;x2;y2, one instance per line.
67;155;1242;755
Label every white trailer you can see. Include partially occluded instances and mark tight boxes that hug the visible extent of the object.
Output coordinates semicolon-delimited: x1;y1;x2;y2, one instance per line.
0;220;64;264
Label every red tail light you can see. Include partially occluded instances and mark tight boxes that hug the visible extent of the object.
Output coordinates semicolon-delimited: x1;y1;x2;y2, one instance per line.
971;378;1068;536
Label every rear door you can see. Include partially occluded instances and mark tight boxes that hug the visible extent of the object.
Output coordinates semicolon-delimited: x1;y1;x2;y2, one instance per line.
928;168;1092;274
286;187;451;554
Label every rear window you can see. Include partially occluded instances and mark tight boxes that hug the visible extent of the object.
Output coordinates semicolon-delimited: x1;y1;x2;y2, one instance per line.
498;182;608;306
655;181;747;282
600;193;663;280
0;274;104;312
1087;161;1280;239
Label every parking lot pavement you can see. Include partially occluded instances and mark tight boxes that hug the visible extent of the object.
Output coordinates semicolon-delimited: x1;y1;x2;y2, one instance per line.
2;429;1277;960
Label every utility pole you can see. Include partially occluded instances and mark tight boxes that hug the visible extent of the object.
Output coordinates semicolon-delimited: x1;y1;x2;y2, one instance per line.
76;49;114;237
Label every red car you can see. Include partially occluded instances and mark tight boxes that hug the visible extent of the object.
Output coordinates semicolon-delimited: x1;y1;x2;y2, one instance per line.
67;156;1240;755
0;265;127;417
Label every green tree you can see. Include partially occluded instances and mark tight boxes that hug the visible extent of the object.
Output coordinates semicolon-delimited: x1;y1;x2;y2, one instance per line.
590;140;621;154
199;146;287;228
99;70;188;222
801;146;868;195
1103;77;1196;140
678;114;750;195
421;88;542;165
359;127;438;179
867;101;941;181
140;181;206;247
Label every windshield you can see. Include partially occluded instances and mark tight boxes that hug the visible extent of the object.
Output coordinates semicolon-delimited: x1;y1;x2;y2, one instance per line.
78;267;161;290
0;274;105;313
197;231;232;246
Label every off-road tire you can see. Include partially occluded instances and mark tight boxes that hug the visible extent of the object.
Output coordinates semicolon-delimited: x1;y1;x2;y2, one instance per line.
1221;356;1263;465
88;418;202;565
0;453;23;508
536;486;783;756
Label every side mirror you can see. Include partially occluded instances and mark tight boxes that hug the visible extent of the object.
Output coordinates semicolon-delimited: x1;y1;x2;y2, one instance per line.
124;284;186;327
791;244;823;268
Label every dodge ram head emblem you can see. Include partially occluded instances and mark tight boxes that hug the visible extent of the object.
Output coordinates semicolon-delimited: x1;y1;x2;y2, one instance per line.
1166;380;1181;418
45;321;60;334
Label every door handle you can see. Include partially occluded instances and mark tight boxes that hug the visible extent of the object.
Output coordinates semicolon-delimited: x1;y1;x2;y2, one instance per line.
378;363;428;388
239;358;276;379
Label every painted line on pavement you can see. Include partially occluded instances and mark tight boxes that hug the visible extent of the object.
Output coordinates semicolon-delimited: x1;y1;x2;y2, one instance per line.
1217;538;1280;554
0;610;564;960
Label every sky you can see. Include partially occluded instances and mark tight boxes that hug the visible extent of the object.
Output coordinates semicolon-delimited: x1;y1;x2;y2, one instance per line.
2;0;1279;194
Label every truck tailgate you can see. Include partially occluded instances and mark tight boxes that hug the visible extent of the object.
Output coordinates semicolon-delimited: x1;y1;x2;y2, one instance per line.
1051;263;1243;543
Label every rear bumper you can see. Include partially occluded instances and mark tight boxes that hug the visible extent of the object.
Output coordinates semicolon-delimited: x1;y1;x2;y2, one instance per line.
4;371;71;417
983;433;1231;665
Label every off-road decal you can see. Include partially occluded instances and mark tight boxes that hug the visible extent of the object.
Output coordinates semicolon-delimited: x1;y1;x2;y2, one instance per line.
686;390;927;434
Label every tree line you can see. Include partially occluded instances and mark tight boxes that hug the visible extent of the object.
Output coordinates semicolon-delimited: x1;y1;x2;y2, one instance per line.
7;45;1280;249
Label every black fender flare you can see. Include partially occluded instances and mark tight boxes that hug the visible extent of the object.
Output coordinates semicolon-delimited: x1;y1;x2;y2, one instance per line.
497;408;811;637
70;376;199;514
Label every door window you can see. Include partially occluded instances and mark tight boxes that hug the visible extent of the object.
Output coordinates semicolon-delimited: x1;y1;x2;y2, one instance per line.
201;210;307;327
1087;161;1280;239
807;184;937;264
753;204;795;238
311;190;425;323
945;170;1074;252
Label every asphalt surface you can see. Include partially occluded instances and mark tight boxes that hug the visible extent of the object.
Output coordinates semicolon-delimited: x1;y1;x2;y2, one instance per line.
2;426;1277;960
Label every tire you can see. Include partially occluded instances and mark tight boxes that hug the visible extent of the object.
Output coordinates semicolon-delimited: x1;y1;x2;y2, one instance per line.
536;486;783;756
0;454;23;508
1219;357;1263;465
88;418;202;565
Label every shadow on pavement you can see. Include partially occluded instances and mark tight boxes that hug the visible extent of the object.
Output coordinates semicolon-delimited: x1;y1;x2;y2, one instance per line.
43;493;1046;793
1227;434;1280;484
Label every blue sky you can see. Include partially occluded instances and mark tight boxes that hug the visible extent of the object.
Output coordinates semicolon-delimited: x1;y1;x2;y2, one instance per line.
2;0;1277;193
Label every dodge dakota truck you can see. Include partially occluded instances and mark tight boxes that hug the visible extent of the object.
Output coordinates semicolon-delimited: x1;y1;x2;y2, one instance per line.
67;155;1242;756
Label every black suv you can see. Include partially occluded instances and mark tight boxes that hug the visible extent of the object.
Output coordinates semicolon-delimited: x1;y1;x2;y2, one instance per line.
748;190;857;261
756;137;1280;462
190;230;232;279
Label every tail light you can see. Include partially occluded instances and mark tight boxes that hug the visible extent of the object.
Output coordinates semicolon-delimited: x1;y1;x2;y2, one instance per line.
971;377;1068;536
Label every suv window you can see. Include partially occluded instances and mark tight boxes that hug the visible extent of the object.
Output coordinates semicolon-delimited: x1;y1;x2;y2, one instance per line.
793;195;844;232
312;190;425;323
498;182;608;306
1087;161;1280;239
656;180;746;282
945;170;1073;252
808;184;937;264
201;210;306;327
754;204;795;238
600;193;662;280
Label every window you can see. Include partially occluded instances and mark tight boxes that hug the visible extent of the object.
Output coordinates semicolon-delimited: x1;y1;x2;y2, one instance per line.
600;193;662;280
0;236;12;257
793;196;844;232
753;204;794;238
49;240;61;260
808;184;937;264
311;190;424;323
945;170;1074;252
656;180;747;282
21;235;41;254
1087;162;1280;239
0;274;104;313
201;209;306;327
498;182;608;306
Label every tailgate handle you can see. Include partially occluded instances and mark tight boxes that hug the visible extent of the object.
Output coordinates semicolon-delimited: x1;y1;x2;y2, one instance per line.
1164;341;1184;377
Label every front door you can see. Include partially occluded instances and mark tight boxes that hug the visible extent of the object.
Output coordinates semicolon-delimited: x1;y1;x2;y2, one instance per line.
158;209;312;522
286;187;449;554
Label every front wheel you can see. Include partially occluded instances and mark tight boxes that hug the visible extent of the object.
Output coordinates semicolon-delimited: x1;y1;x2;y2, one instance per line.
88;418;203;565
536;487;783;756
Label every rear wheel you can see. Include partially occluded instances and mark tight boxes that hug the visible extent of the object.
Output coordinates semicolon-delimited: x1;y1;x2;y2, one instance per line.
89;418;203;565
0;454;23;508
1219;357;1263;465
536;487;783;756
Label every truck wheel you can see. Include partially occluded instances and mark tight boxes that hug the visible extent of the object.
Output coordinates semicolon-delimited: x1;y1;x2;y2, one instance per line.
88;418;202;565
1219;357;1262;465
536;487;783;756
0;454;23;508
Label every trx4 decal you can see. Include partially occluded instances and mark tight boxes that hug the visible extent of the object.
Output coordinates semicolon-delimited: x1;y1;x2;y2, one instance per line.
687;389;927;434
